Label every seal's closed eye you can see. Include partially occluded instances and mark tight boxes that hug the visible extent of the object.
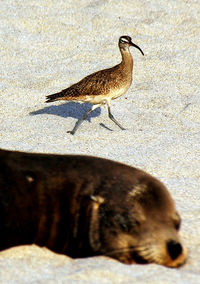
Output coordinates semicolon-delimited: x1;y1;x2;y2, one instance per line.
115;213;144;233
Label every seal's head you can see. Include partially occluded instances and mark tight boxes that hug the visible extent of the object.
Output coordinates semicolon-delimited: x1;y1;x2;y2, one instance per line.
89;175;187;267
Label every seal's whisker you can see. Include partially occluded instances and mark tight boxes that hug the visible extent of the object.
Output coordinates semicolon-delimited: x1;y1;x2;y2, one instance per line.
140;249;163;264
134;247;156;262
105;244;164;263
104;247;135;256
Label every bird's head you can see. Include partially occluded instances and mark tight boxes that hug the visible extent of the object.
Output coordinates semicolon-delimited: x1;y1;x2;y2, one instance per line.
119;35;144;56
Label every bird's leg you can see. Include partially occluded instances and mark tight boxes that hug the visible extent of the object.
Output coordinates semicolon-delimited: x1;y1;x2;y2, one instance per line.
106;100;126;130
67;104;101;135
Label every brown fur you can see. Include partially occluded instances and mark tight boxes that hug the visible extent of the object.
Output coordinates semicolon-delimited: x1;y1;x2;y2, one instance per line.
0;149;187;267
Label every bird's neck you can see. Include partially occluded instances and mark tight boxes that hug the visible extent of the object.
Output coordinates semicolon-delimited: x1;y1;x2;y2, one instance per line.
120;48;133;72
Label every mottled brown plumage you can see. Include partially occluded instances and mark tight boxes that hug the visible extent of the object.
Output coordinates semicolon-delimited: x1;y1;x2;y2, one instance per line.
46;36;144;135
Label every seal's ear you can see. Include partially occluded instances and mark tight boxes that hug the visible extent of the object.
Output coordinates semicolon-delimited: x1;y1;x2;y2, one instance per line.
89;195;104;252
90;195;104;204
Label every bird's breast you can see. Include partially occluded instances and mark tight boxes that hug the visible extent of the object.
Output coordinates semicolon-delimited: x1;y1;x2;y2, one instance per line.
109;84;130;100
84;84;130;104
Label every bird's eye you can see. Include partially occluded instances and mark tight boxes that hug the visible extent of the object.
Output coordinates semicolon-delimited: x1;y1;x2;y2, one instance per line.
120;39;128;44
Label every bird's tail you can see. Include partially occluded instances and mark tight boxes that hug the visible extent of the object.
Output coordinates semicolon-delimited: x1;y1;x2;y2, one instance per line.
46;91;65;103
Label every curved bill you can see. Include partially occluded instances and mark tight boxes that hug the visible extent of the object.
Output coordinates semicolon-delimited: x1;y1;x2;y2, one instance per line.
130;42;144;56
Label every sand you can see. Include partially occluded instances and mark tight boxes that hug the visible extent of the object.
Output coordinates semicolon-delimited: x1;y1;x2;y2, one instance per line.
0;0;199;283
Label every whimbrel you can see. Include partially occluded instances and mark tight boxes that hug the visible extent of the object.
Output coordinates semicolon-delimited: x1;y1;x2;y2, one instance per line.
46;36;144;135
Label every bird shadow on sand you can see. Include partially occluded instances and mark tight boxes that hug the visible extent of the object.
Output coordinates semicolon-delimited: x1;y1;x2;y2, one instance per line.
30;102;113;131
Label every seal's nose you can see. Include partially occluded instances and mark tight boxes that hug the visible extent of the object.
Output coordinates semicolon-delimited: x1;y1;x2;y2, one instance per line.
167;240;183;260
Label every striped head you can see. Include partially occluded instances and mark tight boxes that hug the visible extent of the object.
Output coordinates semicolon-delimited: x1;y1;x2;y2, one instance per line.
119;35;144;55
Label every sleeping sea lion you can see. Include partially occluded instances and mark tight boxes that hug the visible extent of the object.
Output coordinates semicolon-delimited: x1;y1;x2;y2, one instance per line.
0;148;187;267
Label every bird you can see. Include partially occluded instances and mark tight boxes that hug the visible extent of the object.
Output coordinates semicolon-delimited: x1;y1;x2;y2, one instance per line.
46;35;144;135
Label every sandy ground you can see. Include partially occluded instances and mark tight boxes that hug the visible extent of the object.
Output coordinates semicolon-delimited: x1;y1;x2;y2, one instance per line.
0;0;199;283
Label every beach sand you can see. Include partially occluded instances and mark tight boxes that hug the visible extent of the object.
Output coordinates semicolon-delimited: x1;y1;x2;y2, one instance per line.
0;0;199;283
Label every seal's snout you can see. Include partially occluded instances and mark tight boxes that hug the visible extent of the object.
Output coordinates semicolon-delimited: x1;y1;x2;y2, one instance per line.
167;240;183;260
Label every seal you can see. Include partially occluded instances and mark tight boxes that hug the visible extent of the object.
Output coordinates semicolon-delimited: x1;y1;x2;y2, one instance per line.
0;148;187;267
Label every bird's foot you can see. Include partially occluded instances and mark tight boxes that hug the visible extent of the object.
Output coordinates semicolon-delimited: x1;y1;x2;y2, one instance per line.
67;130;75;135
